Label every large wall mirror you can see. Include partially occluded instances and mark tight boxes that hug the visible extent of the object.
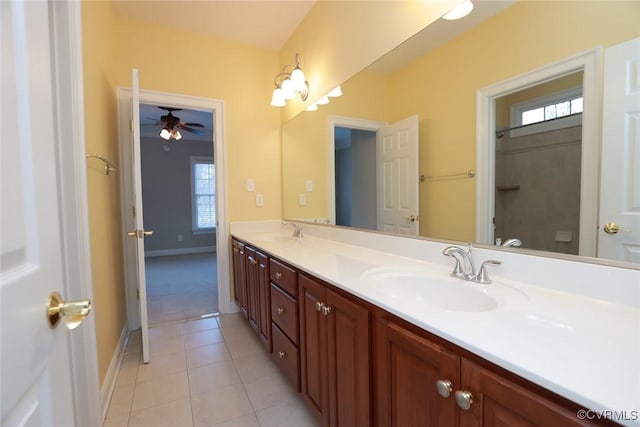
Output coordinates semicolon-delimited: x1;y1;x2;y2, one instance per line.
282;0;640;265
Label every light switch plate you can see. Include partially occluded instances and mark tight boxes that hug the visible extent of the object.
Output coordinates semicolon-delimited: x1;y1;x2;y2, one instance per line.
299;193;307;206
246;179;255;192
255;194;264;206
306;180;313;192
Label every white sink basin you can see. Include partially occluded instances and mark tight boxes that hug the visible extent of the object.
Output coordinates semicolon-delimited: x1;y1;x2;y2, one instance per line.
360;266;528;312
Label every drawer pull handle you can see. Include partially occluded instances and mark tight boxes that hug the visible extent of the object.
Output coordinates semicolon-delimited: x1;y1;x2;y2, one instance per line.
275;272;282;279
455;390;473;410
277;307;284;315
315;301;324;312
436;380;453;398
278;351;286;359
321;305;332;316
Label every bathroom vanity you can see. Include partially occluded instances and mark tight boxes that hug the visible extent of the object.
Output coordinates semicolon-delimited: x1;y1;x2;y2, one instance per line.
230;221;639;427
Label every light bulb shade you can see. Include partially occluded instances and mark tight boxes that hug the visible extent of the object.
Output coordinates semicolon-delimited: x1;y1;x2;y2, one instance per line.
316;96;330;105
442;0;473;20
290;67;306;92
173;130;182;140
160;128;171;140
305;104;318;112
328;86;342;97
281;78;295;100
270;87;286;107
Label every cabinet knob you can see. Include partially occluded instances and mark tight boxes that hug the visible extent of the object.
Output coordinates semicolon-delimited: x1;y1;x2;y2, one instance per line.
275;272;282;279
278;351;286;359
454;390;474;410
315;301;324;312
436;379;453;398
321;305;332;316
251;258;257;265
277;307;284;315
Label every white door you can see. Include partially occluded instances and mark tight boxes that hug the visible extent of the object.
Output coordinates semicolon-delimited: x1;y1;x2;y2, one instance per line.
130;69;152;363
598;37;640;263
1;1;82;425
376;115;420;234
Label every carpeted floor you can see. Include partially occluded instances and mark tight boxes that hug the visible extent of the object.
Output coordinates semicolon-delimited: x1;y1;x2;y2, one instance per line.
144;252;218;326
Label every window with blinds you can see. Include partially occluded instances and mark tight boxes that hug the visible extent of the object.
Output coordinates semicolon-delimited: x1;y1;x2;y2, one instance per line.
191;156;215;231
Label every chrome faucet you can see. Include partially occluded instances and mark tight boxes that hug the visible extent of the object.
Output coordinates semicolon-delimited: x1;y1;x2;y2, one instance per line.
282;221;303;238
501;238;522;247
442;243;502;284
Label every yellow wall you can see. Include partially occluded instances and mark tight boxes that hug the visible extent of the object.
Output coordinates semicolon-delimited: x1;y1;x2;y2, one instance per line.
81;0;126;386
279;0;459;121
82;2;282;387
388;0;640;241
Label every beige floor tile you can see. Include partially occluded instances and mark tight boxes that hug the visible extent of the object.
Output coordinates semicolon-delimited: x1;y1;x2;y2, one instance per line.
114;358;139;388
211;413;260;427
186;342;231;368
216;313;249;330
224;334;265;359
149;323;183;340
136;350;186;383
242;371;299;411
131;371;189;411
191;383;254;427
105;382;135;420
128;397;193;427
184;328;225;350
149;334;185;356
188;360;242;395
102;414;129;427
232;352;279;383
255;399;320;427
182;316;219;334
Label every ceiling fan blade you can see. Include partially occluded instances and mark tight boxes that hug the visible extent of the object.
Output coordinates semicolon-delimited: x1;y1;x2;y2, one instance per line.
158;106;182;112
180;126;205;136
183;122;205;128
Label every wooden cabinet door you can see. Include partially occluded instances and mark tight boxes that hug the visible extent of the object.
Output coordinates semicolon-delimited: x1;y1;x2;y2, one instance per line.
326;289;371;427
231;239;248;319
245;246;260;333
375;317;458;427
459;359;597;427
299;274;329;425
256;250;271;350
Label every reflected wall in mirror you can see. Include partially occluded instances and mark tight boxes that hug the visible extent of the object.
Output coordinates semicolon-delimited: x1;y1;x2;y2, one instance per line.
281;0;640;263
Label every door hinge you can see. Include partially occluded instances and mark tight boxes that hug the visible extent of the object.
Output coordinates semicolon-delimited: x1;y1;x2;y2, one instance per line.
133;205;136;217
130;119;133;131
136;288;140;300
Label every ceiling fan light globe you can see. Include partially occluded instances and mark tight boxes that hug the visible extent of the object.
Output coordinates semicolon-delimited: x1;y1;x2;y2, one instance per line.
173;130;182;140
160;128;171;140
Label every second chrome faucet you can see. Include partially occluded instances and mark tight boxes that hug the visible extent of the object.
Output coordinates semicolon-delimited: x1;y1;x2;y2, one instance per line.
442;243;501;284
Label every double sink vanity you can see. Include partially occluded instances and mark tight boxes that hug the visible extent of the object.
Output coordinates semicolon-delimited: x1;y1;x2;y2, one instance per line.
230;220;639;426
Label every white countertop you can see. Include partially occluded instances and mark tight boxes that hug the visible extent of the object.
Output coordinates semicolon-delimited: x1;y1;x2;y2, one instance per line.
231;221;640;426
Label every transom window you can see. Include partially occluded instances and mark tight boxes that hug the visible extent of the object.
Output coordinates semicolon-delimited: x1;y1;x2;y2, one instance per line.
509;87;583;137
191;156;215;231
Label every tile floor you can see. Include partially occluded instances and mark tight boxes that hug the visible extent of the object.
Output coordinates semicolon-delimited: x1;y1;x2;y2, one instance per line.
103;313;319;427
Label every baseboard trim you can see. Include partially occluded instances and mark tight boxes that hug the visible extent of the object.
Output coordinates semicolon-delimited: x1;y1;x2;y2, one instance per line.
145;246;216;258
100;325;128;421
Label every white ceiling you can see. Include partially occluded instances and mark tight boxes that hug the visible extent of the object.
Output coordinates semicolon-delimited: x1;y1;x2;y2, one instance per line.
112;0;316;51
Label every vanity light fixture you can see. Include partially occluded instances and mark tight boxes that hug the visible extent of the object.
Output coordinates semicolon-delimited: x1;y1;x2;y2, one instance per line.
442;0;474;20
327;86;342;97
306;104;318;112
304;86;343;112
271;53;310;107
316;96;330;105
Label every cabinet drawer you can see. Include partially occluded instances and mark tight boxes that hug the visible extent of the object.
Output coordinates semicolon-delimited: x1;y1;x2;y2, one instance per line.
270;283;298;344
272;323;300;391
269;258;297;297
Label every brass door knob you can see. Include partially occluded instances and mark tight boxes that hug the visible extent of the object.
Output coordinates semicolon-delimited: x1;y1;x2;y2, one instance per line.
127;229;154;238
47;291;92;330
408;215;418;222
603;223;620;235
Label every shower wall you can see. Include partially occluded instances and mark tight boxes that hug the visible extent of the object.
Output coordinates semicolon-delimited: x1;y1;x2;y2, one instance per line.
495;126;582;255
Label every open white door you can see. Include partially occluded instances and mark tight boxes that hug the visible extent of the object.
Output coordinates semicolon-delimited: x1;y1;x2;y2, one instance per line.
130;69;152;363
376;115;419;234
598;37;640;263
1;1;86;424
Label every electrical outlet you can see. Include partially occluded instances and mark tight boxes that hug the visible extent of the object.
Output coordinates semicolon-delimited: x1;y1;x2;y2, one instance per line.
306;180;313;192
256;194;264;206
177;234;183;242
246;179;255;192
299;193;307;206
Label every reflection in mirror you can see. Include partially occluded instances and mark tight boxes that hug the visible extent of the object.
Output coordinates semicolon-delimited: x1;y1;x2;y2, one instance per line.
282;1;640;264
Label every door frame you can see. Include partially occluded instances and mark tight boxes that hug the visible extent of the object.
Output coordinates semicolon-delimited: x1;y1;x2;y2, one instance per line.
327;116;386;225
476;47;602;256
117;89;231;331
50;1;102;426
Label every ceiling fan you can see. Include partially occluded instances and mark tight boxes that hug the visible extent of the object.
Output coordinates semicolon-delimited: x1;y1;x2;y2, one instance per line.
144;106;205;141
